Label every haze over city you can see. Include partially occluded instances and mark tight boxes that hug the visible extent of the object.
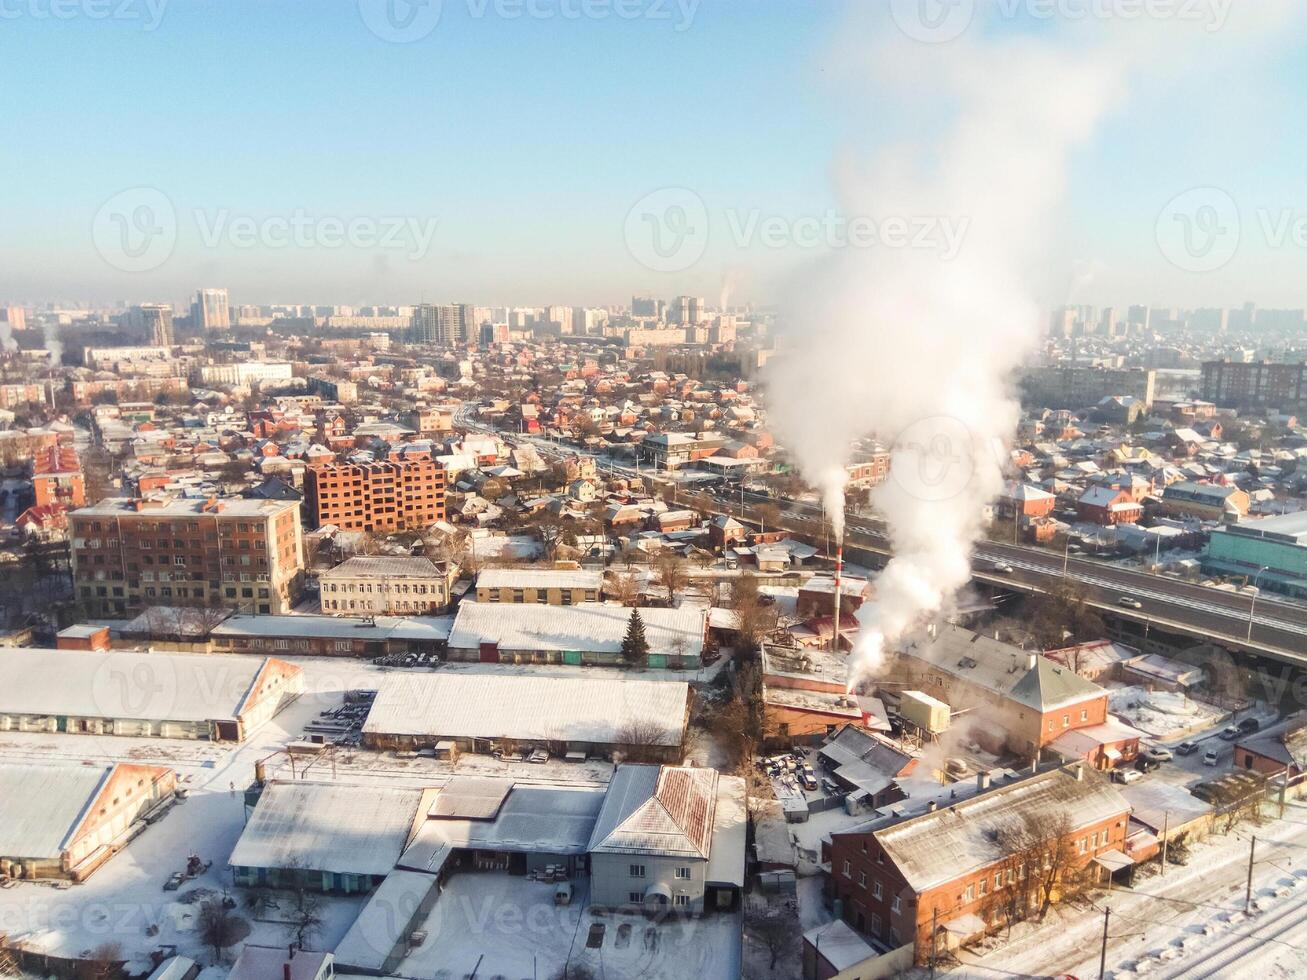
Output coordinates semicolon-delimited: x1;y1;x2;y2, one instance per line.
0;3;1306;980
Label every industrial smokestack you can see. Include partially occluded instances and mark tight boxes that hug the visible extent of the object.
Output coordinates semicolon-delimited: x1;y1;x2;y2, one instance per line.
831;542;844;654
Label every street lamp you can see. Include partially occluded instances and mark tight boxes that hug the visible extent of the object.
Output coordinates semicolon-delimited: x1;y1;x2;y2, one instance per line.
1247;565;1271;642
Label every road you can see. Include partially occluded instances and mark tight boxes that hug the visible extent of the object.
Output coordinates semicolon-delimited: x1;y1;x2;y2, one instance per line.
456;405;1307;664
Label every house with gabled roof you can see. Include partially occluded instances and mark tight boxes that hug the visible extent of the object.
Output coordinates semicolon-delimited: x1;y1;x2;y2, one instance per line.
890;625;1109;759
587;764;746;915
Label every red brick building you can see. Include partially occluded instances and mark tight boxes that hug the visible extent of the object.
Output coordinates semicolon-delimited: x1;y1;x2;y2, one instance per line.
1076;486;1143;526
30;446;85;508
825;766;1130;961
70;495;304;616
304;459;447;532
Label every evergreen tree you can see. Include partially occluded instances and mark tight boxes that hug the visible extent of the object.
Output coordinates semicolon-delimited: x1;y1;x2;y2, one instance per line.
620;608;650;665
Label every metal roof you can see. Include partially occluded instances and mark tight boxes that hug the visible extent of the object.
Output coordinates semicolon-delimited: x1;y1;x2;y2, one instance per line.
588;765;718;859
362;673;688;747
229;780;423;877
0;647;285;723
475;568;603;591
322;556;446;580
866;767;1130;893
0;762;113;859
447;601;704;658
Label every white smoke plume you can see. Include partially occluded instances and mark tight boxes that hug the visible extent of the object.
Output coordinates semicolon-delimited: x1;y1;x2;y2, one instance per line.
766;7;1300;688
44;323;63;367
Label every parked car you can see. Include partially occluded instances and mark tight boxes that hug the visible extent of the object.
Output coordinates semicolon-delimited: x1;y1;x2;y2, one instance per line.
1176;740;1200;756
1112;768;1144;784
1237;717;1261;734
1143;746;1173;763
1117;596;1143;609
1203;747;1222;766
1219;725;1240;741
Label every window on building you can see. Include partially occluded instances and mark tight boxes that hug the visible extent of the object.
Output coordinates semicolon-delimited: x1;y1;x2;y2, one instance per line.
842;861;851;878
674;894;689;908
629;864;645;878
891;895;901;913
675;867;691;879
872;880;882;900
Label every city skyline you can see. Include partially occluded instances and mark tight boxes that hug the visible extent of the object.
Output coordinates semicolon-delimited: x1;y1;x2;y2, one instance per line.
4;2;1307;307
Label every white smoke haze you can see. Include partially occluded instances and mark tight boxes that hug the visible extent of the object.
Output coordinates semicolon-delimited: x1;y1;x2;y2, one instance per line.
43;322;62;366
766;7;1302;689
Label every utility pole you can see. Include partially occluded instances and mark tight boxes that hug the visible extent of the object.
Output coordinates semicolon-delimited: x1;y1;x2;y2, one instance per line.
1245;836;1256;913
930;906;938;979
1098;906;1111;980
1160;810;1169;876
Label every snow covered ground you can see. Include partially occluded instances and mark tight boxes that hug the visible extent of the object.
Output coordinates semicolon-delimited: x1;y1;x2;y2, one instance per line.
1107;685;1226;739
944;797;1307;979
393;873;741;980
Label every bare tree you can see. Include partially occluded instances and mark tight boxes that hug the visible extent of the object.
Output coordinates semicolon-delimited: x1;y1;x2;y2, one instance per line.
610;570;641;607
196;899;248;964
1003;810;1095;920
286;880;324;950
86;941;125;980
653;550;688;602
615;717;669;763
745;908;800;972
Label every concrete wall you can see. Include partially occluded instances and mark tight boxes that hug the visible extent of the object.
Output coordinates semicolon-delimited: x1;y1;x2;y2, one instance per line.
589;852;706;915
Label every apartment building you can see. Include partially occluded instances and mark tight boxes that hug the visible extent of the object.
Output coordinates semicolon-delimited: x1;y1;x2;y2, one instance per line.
304;459;447;532
30;445;85;508
320;556;457;615
1201;359;1307;410
70;495;304;616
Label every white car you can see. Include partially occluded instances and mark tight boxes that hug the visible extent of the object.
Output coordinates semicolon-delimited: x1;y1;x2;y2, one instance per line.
993;562;1014;574
1117;596;1143;610
1203;747;1222;766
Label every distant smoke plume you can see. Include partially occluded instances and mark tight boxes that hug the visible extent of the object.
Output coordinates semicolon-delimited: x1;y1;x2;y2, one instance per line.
0;322;15;353
765;9;1296;687
43;323;63;366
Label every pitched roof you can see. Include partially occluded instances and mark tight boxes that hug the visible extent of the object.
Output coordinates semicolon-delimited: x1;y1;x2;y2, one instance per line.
588;765;718;859
0;762;113;859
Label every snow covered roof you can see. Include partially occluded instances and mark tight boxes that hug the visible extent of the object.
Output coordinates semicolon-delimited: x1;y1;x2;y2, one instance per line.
0;762;113;859
899;626;1106;712
333;869;440;973
475;568;603;591
401;783;607;869
867;767;1129;892
362;673;688;746
229;780;424;877
212;614;453;642
321;556;446;580
803;920;875;972
588;765;718;859
447;602;704;659
0;647;287;723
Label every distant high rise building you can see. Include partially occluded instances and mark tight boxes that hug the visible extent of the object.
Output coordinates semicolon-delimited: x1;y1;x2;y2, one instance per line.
1127;305;1151;332
670;295;704;325
137;303;174;347
1049;307;1077;338
1;306;25;332
192;288;230;330
1190;308;1229;333
546;305;574;335
410;304;476;345
574;307;607;336
632;296;664;320
1099;307;1120;338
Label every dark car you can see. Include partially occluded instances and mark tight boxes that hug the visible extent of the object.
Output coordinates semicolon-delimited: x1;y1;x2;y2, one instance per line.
1176;740;1200;756
1135;756;1161;773
1237;717;1261;735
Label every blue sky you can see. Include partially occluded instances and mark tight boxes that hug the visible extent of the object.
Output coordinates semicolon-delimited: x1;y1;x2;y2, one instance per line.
2;0;1305;309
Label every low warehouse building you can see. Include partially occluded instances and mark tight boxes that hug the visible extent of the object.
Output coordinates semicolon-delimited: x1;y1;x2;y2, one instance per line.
361;672;689;760
0;647;302;741
446;601;705;669
0;761;177;880
230;780;427;893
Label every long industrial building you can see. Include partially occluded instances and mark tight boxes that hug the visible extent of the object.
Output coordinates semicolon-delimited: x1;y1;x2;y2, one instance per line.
361;672;689;760
0;761;177;881
0;648;302;741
